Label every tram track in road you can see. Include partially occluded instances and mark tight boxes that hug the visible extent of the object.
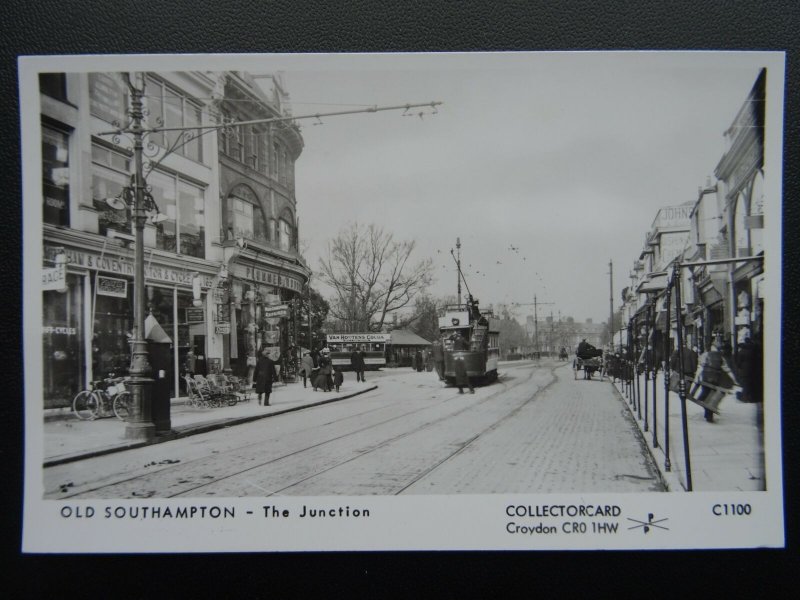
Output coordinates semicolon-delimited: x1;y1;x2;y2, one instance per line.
394;362;565;494
186;364;561;497
168;371;530;497
52;371;520;499
52;364;557;499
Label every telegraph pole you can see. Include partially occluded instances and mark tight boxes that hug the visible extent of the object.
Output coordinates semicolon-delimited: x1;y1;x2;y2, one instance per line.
456;237;462;307
609;259;614;349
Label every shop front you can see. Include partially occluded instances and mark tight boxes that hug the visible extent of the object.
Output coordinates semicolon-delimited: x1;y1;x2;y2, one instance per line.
225;261;308;381
42;242;217;408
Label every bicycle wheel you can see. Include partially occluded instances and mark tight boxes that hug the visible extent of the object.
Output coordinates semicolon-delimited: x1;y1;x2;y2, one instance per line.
73;390;99;420
112;391;131;421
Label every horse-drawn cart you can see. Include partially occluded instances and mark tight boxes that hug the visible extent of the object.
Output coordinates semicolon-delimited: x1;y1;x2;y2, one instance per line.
573;351;604;380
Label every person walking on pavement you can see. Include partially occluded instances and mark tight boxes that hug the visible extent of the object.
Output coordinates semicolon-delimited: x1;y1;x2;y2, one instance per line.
299;351;315;388
316;348;333;392
414;349;424;372
689;342;736;422
333;365;344;393
350;345;366;382
253;348;278;406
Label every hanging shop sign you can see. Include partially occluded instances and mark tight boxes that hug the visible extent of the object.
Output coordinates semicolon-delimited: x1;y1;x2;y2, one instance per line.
42;264;66;291
44;245;215;288
186;308;205;323
262;304;289;319
216;304;230;323
96;275;128;298
215;323;231;335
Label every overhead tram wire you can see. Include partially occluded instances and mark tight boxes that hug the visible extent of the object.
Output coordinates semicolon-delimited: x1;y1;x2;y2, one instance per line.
99;101;444;138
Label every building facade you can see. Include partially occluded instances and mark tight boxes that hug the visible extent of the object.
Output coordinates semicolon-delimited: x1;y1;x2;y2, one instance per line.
39;70;309;409
622;68;766;378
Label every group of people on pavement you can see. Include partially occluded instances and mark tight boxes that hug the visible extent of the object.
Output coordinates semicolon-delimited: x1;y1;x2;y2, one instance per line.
248;344;368;405
294;345;368;393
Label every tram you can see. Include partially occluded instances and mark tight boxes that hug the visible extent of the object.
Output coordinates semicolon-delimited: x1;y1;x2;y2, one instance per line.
439;297;500;385
438;243;501;385
325;333;390;371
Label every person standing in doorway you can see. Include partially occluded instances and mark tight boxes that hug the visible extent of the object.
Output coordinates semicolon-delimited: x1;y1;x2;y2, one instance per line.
253;348;278;407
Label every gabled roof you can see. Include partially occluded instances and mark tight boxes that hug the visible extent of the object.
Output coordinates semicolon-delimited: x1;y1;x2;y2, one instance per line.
389;329;432;346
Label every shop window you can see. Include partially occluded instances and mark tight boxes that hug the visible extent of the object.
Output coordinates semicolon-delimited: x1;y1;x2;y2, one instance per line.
42;125;70;227
92;277;133;381
43;274;85;408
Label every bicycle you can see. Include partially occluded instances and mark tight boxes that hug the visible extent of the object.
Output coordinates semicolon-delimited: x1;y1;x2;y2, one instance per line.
72;376;131;421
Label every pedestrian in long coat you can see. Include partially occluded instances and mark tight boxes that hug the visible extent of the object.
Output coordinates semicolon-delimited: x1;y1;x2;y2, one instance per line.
299;352;315;388
316;351;332;392
253;349;278;406
350;347;366;382
414;349;424;372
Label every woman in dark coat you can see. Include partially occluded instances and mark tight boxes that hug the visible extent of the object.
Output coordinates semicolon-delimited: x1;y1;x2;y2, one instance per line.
253;349;278;406
316;350;332;392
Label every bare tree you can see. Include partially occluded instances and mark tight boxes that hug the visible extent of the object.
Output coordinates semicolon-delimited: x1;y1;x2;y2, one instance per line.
319;223;434;332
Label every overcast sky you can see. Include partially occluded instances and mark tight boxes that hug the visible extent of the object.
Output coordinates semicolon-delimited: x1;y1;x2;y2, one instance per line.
266;53;769;324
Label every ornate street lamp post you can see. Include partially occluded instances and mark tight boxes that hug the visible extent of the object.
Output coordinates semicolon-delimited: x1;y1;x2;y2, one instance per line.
122;73;155;440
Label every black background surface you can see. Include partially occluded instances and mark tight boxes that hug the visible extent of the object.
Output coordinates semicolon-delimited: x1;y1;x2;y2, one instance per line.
2;1;797;597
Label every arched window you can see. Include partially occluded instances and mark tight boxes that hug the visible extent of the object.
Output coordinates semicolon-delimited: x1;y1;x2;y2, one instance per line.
750;171;765;256
227;184;268;244
278;208;294;252
734;192;749;258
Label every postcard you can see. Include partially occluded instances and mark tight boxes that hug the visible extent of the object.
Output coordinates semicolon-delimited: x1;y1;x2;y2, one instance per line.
20;51;784;552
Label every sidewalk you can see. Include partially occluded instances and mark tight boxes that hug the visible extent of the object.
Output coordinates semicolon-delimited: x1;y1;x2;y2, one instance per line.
611;371;764;491
43;380;378;467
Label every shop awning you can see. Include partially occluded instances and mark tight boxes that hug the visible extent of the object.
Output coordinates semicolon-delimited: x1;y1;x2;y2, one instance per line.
145;314;172;344
637;272;669;293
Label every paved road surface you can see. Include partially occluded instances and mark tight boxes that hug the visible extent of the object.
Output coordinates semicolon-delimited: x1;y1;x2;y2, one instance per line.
44;360;664;498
